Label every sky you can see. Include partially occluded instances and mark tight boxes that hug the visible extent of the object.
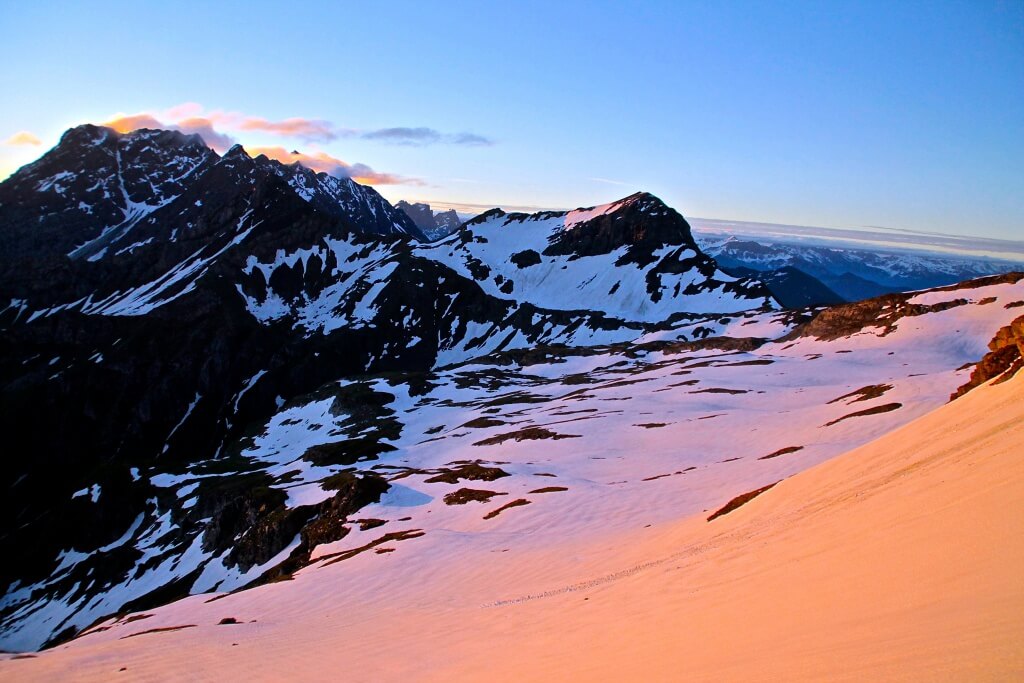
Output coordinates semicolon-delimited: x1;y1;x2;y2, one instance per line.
0;0;1021;239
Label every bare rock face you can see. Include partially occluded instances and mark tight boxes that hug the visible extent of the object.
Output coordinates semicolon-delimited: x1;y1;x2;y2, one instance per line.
394;200;463;241
394;200;435;232
433;209;461;235
541;192;697;264
951;314;1024;400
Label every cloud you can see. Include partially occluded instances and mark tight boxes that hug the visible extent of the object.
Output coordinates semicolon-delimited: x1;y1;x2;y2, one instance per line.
103;112;236;151
360;127;494;146
172;117;236;150
412;199;563;214
245;146;423;186
588;177;635;187
100;113;418;186
361;127;443;145
237;117;341;142
102;107;341;151
101;103;493;152
448;132;494;147
5;131;42;146
104;114;166;133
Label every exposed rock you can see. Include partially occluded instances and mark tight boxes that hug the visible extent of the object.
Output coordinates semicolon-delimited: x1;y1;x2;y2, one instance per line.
423;462;510;484
473;426;581;446
483;498;531;520
828;384;893;405
395;200;462;241
824;403;902;427
707;482;778;521
443;488;506;505
951;314;1024;400
510;249;542;268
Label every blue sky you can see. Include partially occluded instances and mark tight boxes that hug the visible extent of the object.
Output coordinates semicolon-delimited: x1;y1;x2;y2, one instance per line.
1;0;1021;238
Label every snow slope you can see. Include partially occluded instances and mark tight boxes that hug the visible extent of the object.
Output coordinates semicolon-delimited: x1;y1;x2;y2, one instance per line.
1;276;1021;661
419;192;774;323
4;309;1020;681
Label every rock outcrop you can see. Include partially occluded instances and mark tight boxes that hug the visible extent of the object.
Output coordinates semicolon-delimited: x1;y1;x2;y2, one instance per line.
951;313;1024;400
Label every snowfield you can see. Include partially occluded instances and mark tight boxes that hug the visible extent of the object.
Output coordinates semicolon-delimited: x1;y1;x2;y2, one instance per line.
2;298;1021;682
1;275;1021;664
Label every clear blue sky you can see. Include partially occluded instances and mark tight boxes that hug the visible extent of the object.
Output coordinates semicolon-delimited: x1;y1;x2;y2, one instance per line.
1;0;1021;238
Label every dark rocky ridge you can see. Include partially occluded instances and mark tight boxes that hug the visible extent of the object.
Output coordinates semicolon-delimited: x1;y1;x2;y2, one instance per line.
723;264;847;308
544;192;696;263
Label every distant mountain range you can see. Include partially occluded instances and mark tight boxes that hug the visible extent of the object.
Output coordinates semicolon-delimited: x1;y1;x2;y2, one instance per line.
693;221;1024;303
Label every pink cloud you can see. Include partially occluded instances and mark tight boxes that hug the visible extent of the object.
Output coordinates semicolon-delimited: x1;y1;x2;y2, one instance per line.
99;105;424;185
103;112;236;151
5;131;42;146
164;102;205;120
237;117;341;142
172;117;236;150
102;106;342;150
245;146;422;186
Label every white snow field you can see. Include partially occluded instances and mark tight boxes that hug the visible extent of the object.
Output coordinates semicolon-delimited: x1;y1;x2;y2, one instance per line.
2;301;1021;681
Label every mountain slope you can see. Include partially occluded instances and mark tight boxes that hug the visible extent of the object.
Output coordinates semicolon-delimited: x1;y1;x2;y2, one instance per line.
422;192;775;322
1;272;1020;651
722;264;847;307
3;300;1021;681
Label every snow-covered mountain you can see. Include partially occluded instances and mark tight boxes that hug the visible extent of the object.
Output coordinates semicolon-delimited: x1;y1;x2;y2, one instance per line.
0;125;422;268
6;326;1020;681
696;231;1024;301
421;192;773;323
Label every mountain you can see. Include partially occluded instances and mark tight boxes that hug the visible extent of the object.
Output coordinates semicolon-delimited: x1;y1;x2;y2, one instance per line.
433;208;461;236
697;234;1024;301
0;128;778;649
0;125;423;272
421;192;774;323
394;200;462;241
722;264;847;308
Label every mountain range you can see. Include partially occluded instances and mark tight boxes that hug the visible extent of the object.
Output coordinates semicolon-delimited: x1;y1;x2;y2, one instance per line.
0;125;1021;656
695;230;1024;302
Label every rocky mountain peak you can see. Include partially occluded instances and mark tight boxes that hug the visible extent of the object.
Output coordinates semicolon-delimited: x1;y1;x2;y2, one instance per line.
543;192;697;260
395;200;460;241
57;123;112;147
